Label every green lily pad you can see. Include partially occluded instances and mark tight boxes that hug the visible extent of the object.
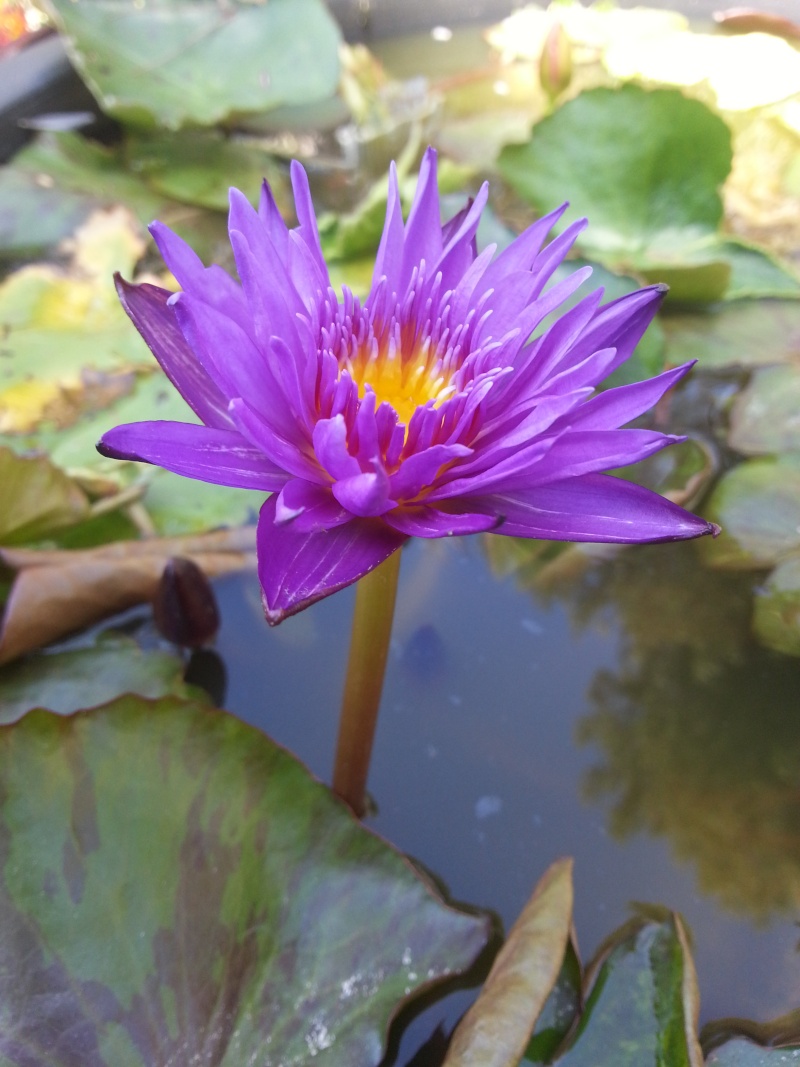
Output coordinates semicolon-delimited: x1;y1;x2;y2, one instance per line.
0;447;89;545
554;914;701;1067
706;1039;800;1065
700;459;800;568
0;694;490;1064
143;469;258;537
524;939;582;1064
752;556;800;657
497;86;732;268
126;131;286;213
729;365;800;456
661;300;800;370
0;636;203;722
0;167;95;260
42;0;342;130
720;240;800;301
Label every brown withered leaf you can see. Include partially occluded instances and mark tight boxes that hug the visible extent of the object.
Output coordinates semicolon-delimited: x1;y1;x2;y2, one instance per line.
443;858;574;1067
0;528;256;664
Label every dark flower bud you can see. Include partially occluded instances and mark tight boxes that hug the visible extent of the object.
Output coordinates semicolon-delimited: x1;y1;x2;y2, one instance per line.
153;557;220;648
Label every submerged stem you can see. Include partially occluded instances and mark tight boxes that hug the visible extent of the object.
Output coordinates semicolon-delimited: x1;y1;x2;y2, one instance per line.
332;549;402;816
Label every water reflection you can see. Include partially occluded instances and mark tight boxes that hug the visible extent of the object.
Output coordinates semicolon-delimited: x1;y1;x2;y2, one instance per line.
495;537;800;921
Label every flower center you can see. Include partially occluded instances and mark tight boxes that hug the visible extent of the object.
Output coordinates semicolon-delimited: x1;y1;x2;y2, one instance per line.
350;351;452;429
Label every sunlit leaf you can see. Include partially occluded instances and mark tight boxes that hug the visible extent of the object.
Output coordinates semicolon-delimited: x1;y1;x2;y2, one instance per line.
497;86;732;270
699;459;800;568
729;365;800;456
0;528;256;664
0;208;153;435
0;695;490;1064
0;635;204;722
41;0;342;129
604;28;800;111
555;914;702;1067
0;448;89;545
752;555;800;657
443;858;574;1067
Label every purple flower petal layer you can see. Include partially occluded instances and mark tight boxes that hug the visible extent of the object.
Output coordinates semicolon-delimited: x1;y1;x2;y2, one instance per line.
480;474;719;543
98;421;288;491
258;495;407;624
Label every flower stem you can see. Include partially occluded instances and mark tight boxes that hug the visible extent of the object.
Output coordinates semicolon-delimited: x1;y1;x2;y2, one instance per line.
332;549;402;816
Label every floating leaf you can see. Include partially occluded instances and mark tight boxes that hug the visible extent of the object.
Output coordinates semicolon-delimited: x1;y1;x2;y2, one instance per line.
524;939;582;1065
0;166;95;259
752;555;800;657
705;1039;800;1065
555;914;702;1067
662;300;800;370
720;239;800;301
0;695;490;1063
0;636;203;722
126;131;287;212
729;365;800;455
443;858;574;1067
699;459;800;568
0;448;89;545
497;86;732;270
41;0;342;129
0;208;153;435
0;528;256;664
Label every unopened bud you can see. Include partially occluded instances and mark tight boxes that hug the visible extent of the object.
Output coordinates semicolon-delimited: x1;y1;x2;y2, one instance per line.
153;557;220;648
539;20;573;102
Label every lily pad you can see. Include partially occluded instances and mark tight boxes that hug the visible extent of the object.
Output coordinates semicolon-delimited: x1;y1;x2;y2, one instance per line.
524;939;582;1065
555;914;701;1067
497;86;732;269
0;167;95;260
729;365;800;456
752;556;800;657
699;459;800;568
661;300;800;370
0;636;203;722
42;0;342;130
0;694;490;1063
0;448;89;545
706;1039;800;1065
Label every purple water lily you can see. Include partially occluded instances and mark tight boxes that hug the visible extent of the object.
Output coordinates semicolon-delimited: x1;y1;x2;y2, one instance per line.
99;148;717;624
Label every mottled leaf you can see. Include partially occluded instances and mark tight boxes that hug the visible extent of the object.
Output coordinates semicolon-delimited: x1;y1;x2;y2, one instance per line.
0;695;490;1064
497;86;732;267
0;636;204;722
523;938;582;1064
729;365;800;456
555;914;702;1067
0;448;89;545
699;459;800;568
443;858;574;1067
41;0;342;129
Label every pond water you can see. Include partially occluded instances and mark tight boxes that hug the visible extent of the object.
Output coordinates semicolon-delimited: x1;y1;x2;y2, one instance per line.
208;529;800;1064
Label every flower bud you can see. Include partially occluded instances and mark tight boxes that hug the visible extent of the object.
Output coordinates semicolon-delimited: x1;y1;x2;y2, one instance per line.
539;19;573;103
153;557;220;648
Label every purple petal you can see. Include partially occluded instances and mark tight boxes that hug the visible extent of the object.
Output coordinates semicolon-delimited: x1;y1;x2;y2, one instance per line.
517;428;683;491
569;284;666;377
229;398;320;482
479;203;569;289
258;178;290;256
369;163;405;302
556;362;694;433
400;147;442;291
332;469;394;517
257;494;407;624
290;160;330;289
313;416;362;481
388;443;473;501
477;473;719;543
98;421;288;490
275;479;351;532
115;277;233;430
384;505;499;537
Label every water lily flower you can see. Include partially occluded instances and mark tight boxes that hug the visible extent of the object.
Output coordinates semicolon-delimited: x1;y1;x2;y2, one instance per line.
99;148;717;625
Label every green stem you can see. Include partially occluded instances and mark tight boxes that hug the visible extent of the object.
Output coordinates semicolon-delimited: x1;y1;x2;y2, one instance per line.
332;549;402;816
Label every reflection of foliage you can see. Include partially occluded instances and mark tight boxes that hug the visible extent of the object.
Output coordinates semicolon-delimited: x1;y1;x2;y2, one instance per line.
579;639;800;919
